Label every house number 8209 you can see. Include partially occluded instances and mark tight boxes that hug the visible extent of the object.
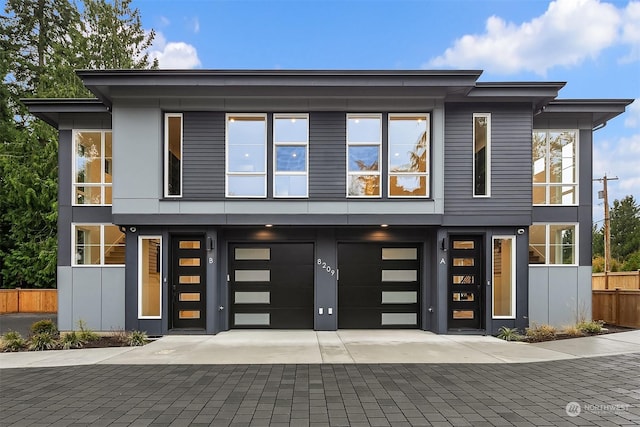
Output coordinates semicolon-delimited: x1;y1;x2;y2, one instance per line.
317;258;336;276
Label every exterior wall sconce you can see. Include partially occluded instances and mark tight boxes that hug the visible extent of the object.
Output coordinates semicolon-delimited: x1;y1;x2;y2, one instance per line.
441;237;448;251
207;236;214;251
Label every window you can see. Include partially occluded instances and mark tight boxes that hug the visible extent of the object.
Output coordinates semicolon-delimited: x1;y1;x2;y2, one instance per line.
388;114;429;197
492;236;515;318
164;113;182;197
473;113;490;197
73;130;112;205
72;224;125;266
347;114;381;197
533;130;577;205
274;114;308;197
529;224;577;265
226;114;267;197
139;237;161;318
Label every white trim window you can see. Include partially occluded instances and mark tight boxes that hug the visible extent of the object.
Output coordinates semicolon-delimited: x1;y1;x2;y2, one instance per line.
492;236;516;319
164;113;183;197
72;224;125;266
388;114;430;198
138;236;162;319
273;114;309;198
226;114;267;197
73;130;112;205
529;223;578;265
532;130;578;205
473;113;491;197
347;114;382;197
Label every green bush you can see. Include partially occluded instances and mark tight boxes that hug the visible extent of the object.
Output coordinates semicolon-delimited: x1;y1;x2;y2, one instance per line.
29;332;58;351
30;319;58;337
525;324;557;342
77;320;100;342
127;330;148;347
60;331;85;350
496;326;522;341
1;331;26;352
577;320;604;334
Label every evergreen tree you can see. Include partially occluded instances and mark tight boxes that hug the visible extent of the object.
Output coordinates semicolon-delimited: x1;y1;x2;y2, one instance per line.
610;195;640;261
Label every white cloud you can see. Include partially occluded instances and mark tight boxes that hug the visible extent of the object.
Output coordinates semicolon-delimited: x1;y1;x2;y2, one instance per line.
426;0;638;75
624;99;640;127
191;17;200;33
148;31;201;69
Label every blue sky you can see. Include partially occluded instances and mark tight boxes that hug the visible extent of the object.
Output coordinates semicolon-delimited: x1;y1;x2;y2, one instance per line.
138;0;640;223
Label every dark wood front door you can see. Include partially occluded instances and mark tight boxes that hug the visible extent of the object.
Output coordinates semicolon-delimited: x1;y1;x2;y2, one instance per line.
171;235;206;329
448;236;483;330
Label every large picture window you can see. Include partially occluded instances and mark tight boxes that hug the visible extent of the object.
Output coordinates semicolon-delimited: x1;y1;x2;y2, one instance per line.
529;224;577;265
73;130;112;205
347;114;381;197
388;114;429;197
139;236;161;318
473;113;490;197
164;113;183;197
533;130;578;205
226;114;267;197
72;224;125;266
274;114;308;197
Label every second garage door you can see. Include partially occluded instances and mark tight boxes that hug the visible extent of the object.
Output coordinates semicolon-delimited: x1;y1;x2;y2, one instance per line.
338;243;421;328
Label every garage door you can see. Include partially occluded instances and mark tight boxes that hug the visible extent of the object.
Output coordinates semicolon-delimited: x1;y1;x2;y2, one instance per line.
229;243;314;329
338;243;420;328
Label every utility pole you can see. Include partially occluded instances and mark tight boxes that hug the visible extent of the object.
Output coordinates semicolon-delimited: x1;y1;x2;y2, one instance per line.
594;174;618;288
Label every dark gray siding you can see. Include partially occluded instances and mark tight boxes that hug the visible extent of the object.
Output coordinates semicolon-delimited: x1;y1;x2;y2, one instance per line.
182;112;225;199
309;112;346;200
58;130;73;266
444;103;533;225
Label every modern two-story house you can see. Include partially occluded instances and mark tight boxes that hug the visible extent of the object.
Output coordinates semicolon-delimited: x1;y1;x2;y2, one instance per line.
24;69;632;335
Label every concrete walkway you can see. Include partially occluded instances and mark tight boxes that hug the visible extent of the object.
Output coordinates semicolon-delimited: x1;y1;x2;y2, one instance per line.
2;329;640;368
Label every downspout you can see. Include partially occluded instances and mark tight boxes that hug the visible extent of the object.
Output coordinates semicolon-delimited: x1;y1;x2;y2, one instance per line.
593;122;607;132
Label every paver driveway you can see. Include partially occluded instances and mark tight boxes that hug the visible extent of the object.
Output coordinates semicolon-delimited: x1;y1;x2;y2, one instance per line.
1;354;639;426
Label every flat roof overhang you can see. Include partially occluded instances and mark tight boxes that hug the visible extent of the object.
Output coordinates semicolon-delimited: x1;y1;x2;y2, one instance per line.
20;98;109;127
540;99;635;128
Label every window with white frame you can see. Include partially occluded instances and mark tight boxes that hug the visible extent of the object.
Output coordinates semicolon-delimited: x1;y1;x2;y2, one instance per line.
492;236;515;318
138;236;161;318
72;224;125;266
532;130;578;205
164;113;183;197
73;130;112;205
274;114;309;197
388;114;429;197
529;224;577;265
226;114;267;197
473;113;491;197
347;114;381;197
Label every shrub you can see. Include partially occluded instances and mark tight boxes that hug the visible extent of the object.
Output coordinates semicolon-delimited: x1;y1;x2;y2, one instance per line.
127;330;148;346
1;331;26;352
562;325;585;338
77;320;100;342
110;329;129;345
60;331;85;350
29;332;58;351
30;319;58;337
525;324;557;342
577;320;604;334
496;326;522;341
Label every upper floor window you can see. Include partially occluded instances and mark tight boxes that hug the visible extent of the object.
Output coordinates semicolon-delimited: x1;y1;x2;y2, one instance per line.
347;114;381;197
388;114;429;197
274;114;309;197
164;113;183;197
72;224;125;266
226;114;267;198
529;223;577;265
73;130;112;205
473;113;491;197
533;130;577;205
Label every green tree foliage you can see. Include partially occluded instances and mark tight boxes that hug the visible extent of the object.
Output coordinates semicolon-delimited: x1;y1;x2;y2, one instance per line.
1;0;156;288
610;195;640;263
592;224;604;258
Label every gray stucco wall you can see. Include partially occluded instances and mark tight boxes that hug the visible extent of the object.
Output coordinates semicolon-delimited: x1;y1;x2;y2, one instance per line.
57;266;125;331
529;266;592;327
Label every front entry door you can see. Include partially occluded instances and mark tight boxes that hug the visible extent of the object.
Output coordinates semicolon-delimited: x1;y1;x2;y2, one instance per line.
171;235;206;329
448;236;483;330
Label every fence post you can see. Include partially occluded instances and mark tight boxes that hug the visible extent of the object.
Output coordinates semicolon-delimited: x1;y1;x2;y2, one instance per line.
614;288;620;326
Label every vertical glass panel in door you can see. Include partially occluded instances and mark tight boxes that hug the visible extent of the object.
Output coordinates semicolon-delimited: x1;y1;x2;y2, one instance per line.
140;238;161;317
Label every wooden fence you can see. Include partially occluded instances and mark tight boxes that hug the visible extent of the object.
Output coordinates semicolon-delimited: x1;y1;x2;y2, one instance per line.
592;271;640;290
592;289;640;328
0;289;57;314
